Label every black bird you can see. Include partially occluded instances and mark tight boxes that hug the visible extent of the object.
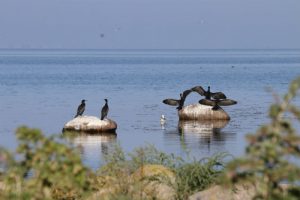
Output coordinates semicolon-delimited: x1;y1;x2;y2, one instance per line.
74;99;86;118
177;89;193;110
101;99;109;120
162;89;193;110
199;99;237;110
191;86;226;100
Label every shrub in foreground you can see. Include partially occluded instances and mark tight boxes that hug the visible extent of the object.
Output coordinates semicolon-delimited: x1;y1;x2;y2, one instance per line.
223;77;300;199
0;126;94;200
0;128;226;200
97;144;226;200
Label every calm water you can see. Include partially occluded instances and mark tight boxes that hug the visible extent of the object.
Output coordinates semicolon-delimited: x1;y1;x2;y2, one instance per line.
0;49;300;170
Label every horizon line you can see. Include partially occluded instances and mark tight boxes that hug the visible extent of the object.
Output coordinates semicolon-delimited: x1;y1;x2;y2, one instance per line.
1;48;300;51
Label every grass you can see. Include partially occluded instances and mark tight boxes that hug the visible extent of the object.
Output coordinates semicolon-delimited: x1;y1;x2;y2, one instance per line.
96;143;228;200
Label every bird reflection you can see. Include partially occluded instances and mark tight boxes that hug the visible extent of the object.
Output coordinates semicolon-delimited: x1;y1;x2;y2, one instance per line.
160;114;166;129
178;120;228;135
164;120;230;151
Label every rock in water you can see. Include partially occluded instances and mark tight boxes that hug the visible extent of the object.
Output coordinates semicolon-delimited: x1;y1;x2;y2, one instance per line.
178;104;230;120
63;116;117;133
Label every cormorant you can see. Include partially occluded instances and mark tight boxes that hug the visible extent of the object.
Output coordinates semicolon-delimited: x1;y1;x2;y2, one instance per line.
162;86;232;111
74;99;86;118
101;99;109;120
191;86;226;100
199;99;237;110
206;86;211;99
177;89;193;110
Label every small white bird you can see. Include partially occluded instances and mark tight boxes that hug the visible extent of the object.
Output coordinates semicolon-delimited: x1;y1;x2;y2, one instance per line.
160;114;166;124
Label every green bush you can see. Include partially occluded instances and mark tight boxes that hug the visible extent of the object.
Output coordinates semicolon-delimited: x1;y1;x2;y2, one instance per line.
223;76;300;199
174;153;227;200
0;126;94;200
98;144;227;200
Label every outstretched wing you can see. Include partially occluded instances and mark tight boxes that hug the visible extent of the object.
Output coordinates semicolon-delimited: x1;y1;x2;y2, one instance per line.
218;99;237;106
181;89;193;102
163;99;180;106
191;86;206;96
177;89;193;109
211;92;227;100
198;99;215;107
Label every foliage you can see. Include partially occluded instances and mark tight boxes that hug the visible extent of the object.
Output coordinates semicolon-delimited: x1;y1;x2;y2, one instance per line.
96;144;183;199
223;76;300;199
174;152;227;200
0;126;94;200
97;144;227;200
0;129;226;200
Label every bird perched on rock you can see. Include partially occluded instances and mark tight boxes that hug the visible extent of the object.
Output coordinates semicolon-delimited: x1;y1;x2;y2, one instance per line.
101;99;109;120
193;86;237;110
74;99;86;118
199;98;237;110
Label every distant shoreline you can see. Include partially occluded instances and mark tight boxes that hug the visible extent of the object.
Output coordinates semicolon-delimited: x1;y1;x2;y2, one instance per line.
1;48;300;51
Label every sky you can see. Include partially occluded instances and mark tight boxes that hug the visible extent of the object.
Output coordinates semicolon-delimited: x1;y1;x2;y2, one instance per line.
0;0;299;49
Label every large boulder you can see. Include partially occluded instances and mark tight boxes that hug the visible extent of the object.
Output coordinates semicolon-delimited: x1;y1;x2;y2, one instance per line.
178;104;230;120
63;116;117;133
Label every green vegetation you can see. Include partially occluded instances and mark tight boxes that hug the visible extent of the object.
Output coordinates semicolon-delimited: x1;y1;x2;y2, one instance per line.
0;126;94;200
97;144;226;200
0;128;225;200
223;77;300;199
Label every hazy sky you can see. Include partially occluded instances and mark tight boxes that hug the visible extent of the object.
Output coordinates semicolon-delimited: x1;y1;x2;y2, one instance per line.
0;0;299;49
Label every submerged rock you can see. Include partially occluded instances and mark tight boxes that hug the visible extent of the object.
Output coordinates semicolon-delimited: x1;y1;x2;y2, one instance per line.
63;116;117;133
178;104;230;120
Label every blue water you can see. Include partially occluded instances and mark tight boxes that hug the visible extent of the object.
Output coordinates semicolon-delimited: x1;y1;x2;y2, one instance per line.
0;49;300;170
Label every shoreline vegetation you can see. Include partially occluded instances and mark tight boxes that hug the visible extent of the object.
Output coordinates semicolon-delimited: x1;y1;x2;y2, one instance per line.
1;77;300;200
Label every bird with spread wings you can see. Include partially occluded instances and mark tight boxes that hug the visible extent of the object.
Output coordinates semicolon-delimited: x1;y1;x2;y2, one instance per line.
163;85;237;110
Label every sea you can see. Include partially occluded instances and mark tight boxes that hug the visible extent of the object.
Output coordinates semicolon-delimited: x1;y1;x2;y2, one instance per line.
0;49;300;170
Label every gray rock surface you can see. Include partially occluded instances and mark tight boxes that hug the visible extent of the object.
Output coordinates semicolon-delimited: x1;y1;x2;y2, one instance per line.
178;104;230;120
63;116;117;133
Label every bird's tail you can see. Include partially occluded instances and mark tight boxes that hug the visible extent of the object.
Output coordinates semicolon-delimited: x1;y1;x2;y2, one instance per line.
74;114;79;118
